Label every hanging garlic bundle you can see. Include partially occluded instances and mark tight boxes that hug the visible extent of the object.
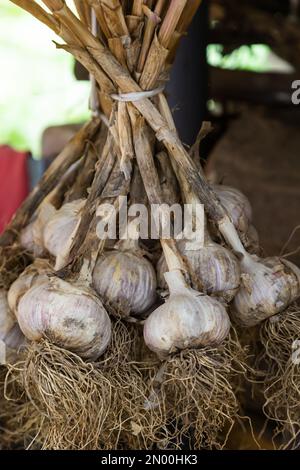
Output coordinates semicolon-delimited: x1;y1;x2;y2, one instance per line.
93;219;157;317
0;290;25;365
6;0;247;450
43;198;86;269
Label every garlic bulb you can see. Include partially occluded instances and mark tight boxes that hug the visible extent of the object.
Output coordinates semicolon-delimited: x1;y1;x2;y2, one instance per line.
213;185;252;234
93;250;157;316
0;290;25;364
8;259;50;314
158;236;240;303
20;202;56;256
43;199;85;268
233;254;300;327
144;270;230;358
16;277;111;361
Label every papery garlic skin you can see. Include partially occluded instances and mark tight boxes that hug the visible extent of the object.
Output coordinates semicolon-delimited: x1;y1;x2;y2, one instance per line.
20;202;56;256
144;271;230;358
214;185;252;233
8;260;50;314
158;239;240;302
43;199;85;260
242;224;260;255
93;251;157;316
17;278;111;361
0;290;25;364
233;254;300;327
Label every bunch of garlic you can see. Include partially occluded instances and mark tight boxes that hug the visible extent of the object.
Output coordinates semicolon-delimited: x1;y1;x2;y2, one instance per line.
43;199;86;269
0;289;25;365
144;270;230;358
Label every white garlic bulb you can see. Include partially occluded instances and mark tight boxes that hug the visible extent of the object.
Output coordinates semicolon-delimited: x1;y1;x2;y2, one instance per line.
213;185;252;234
233;254;300;327
0;290;25;364
158;237;240;303
16;277;111;361
20;202;56;256
93;250;157;316
8;260;50;314
144;270;230;358
43;199;85;269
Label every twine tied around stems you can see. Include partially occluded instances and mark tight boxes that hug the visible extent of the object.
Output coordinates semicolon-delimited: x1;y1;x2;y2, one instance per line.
111;85;165;102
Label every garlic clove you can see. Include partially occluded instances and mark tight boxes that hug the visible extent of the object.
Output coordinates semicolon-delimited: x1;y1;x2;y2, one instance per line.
93;250;157;316
144;270;231;358
233;254;300;327
17;277;111;361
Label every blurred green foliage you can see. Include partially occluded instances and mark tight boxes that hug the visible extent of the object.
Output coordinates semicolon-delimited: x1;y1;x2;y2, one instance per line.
0;2;90;156
207;44;272;72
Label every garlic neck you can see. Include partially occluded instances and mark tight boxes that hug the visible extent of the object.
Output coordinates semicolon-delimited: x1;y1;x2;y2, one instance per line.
115;218;140;252
182;191;206;250
161;240;185;272
218;215;248;257
164;270;188;296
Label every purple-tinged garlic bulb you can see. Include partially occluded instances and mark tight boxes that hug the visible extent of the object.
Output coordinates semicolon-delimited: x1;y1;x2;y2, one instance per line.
219;216;300;327
43;199;85;269
158;234;240;303
144;270;230;358
93;217;157;317
93;249;157;317
213;184;252;234
16;277;111;361
233;254;300;327
0;289;25;364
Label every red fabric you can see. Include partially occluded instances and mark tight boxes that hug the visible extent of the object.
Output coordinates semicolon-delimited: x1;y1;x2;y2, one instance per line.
0;145;30;234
